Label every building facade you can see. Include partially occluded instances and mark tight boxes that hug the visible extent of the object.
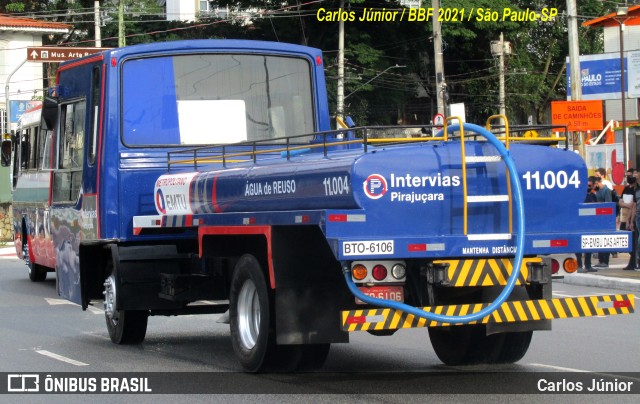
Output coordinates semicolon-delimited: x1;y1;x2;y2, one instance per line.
0;15;69;238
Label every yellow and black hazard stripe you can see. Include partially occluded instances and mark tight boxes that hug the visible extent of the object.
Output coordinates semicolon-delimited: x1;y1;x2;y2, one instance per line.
341;293;635;332
433;257;542;287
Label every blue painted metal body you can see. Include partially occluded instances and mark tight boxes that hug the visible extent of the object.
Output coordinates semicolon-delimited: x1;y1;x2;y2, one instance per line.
50;39;629;308
52;40;331;303
155;139;626;260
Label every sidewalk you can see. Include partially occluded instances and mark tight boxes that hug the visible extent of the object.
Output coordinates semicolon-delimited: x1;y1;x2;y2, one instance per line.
0;242;16;258
556;253;640;293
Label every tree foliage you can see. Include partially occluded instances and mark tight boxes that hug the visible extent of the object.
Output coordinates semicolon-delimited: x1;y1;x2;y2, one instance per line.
0;0;619;126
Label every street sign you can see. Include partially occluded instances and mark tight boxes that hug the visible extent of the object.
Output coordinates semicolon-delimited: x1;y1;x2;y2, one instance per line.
551;100;604;132
27;46;109;63
433;113;445;130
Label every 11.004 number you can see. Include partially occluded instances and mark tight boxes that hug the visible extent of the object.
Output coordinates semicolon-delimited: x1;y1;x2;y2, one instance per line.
522;170;580;190
323;176;350;196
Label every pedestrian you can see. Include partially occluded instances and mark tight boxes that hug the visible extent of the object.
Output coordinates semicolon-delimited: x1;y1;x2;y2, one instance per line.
619;168;638;271
577;177;597;272
592;177;612;269
595;167;613;190
596;168;619;258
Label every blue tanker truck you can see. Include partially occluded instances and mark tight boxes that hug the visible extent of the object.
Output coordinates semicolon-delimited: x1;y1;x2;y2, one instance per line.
1;40;634;372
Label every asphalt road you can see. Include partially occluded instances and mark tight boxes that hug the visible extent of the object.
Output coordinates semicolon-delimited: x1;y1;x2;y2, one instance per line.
1;254;638;402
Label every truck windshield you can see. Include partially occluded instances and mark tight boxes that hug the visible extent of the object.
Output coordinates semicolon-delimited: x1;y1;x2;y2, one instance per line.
122;53;315;146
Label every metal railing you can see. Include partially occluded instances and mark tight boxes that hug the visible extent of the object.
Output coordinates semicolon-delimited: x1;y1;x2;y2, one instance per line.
166;120;570;172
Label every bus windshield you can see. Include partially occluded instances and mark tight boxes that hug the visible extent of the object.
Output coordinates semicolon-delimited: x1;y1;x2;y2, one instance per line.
121;53;315;146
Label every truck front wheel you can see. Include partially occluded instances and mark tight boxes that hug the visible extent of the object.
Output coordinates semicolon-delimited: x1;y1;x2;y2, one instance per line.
103;263;148;344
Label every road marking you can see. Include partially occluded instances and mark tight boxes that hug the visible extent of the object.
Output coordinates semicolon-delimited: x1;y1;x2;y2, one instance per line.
528;363;590;372
86;305;104;315
552;292;576;298
530;364;640;383
44;298;74;306
35;349;88;366
45;298;103;314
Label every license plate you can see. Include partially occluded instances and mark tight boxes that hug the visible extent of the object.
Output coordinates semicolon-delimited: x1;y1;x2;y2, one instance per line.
581;235;629;249
343;240;394;256
356;285;404;304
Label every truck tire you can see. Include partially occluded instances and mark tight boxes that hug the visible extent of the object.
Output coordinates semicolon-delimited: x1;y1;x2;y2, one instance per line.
429;287;534;365
484;287;533;364
494;331;533;363
229;254;274;372
428;325;504;365
103;261;148;344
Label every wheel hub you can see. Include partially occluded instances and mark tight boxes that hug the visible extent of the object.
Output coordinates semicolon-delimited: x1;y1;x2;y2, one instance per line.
103;274;118;321
23;240;30;268
237;280;261;350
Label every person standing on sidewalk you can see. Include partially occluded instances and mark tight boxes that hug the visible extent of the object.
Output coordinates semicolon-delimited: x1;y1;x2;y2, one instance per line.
620;168;638;271
596;167;613;190
593;177;613;269
577;177;598;272
634;169;640;271
596;167;619;258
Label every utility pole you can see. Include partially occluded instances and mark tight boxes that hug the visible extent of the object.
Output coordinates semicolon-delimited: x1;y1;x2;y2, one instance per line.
95;0;102;47
432;0;446;115
490;33;511;126
336;0;345;124
567;0;584;156
499;32;506;120
118;0;125;47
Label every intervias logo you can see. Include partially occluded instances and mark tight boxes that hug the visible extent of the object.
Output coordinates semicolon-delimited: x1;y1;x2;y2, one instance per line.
363;174;388;199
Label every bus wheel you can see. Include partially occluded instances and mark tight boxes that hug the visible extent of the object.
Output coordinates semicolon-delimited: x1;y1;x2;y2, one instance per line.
103;262;148;344
24;240;46;282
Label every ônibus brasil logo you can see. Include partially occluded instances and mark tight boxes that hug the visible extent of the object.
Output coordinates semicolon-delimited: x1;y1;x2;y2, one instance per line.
363;174;388;199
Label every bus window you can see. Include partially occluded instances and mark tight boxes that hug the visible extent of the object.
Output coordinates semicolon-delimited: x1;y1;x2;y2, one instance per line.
12;133;20;188
20;130;30;170
0;139;10;167
53;100;85;202
28;126;39;170
89;66;100;165
39;129;53;170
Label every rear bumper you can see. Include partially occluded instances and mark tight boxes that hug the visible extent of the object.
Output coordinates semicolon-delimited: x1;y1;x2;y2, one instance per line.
341;293;635;331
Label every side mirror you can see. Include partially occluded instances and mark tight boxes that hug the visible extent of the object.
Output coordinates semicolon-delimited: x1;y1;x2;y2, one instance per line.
1;139;11;167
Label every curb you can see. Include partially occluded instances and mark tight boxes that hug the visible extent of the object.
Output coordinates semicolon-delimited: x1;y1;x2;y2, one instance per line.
557;273;640;293
0;244;16;258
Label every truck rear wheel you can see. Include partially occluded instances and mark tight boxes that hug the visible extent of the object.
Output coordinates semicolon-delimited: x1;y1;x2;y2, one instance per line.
494;331;532;363
428;325;504;365
103;262;148;344
230;254;318;372
229;254;275;372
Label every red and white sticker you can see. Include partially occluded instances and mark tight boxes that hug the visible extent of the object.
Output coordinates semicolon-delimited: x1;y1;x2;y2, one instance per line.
154;172;198;215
